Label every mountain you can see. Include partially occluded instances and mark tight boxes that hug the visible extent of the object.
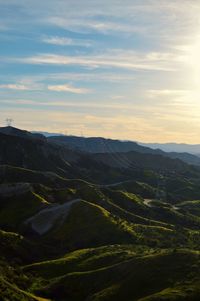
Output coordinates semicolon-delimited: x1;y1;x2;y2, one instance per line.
0;126;46;141
26;249;200;301
139;142;200;155
48;135;200;166
1;127;200;300
32;131;65;137
36;130;200;155
48;135;145;152
0;131;82;178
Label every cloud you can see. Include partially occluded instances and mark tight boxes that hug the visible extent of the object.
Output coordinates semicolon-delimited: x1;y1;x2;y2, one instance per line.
15;49;182;71
42;36;92;47
1;0;199;41
110;95;126;100
0;84;30;90
0;98;184;114
47;83;91;94
0;81;91;94
0;80;44;91
147;89;190;98
0;99;130;109
47;17;146;35
2;0;200;143
2;101;200;143
0;72;135;84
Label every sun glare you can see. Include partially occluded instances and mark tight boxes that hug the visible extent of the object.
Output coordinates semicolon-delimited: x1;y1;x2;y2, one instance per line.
187;36;200;88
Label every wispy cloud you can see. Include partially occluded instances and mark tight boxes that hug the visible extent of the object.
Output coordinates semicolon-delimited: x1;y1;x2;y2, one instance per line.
47;83;91;94
147;89;190;98
15;50;183;71
0;79;44;91
1;0;200;142
2;97;200;143
47;17;146;35
0;81;91;94
0;84;30;91
0;72;135;84
0;99;130;109
110;95;126;100
42;36;92;47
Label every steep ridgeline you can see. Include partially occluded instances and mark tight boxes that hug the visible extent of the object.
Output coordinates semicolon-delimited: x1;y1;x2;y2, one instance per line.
0;129;83;178
1;126;199;186
48;135;200;166
1;127;200;300
0;126;46;141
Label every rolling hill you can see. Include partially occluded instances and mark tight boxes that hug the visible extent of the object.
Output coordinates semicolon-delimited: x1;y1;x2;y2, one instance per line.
1;127;200;300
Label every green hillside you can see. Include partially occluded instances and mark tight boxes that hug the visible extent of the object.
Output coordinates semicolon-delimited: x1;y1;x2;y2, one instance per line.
1;127;200;300
26;249;200;301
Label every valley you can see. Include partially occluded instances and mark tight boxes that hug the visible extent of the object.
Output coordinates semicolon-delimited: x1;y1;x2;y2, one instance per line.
1;127;200;300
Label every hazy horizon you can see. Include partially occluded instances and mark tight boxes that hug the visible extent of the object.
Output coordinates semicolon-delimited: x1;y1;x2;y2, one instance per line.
1;1;200;143
3;124;200;146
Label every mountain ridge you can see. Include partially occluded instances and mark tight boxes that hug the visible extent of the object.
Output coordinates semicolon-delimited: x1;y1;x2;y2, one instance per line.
48;134;200;166
139;142;200;155
1;126;200;300
0;126;46;141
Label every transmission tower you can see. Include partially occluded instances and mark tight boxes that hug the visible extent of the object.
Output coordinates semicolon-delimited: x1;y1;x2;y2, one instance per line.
5;118;13;127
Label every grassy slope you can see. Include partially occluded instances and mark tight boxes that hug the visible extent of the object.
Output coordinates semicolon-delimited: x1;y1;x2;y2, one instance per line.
0;229;50;301
0;167;199;300
1;178;200;252
44;200;136;250
0;229;31;263
1;130;200;300
0;165;70;188
138;281;200;301
24;245;139;278
0;190;49;231
28;249;200;301
0;277;50;301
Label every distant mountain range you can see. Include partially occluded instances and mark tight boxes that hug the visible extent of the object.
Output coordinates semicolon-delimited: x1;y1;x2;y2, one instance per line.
32;130;65;137
0;127;199;167
0;126;196;182
48;134;200;166
34;130;200;155
139;142;200;155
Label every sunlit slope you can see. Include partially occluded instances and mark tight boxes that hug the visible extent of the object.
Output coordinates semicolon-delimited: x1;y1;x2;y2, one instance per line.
1;127;200;300
25;248;200;301
0;277;50;301
1;178;200;252
0;229;50;301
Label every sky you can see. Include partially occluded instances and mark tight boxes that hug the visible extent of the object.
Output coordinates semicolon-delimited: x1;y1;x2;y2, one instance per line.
1;0;200;142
